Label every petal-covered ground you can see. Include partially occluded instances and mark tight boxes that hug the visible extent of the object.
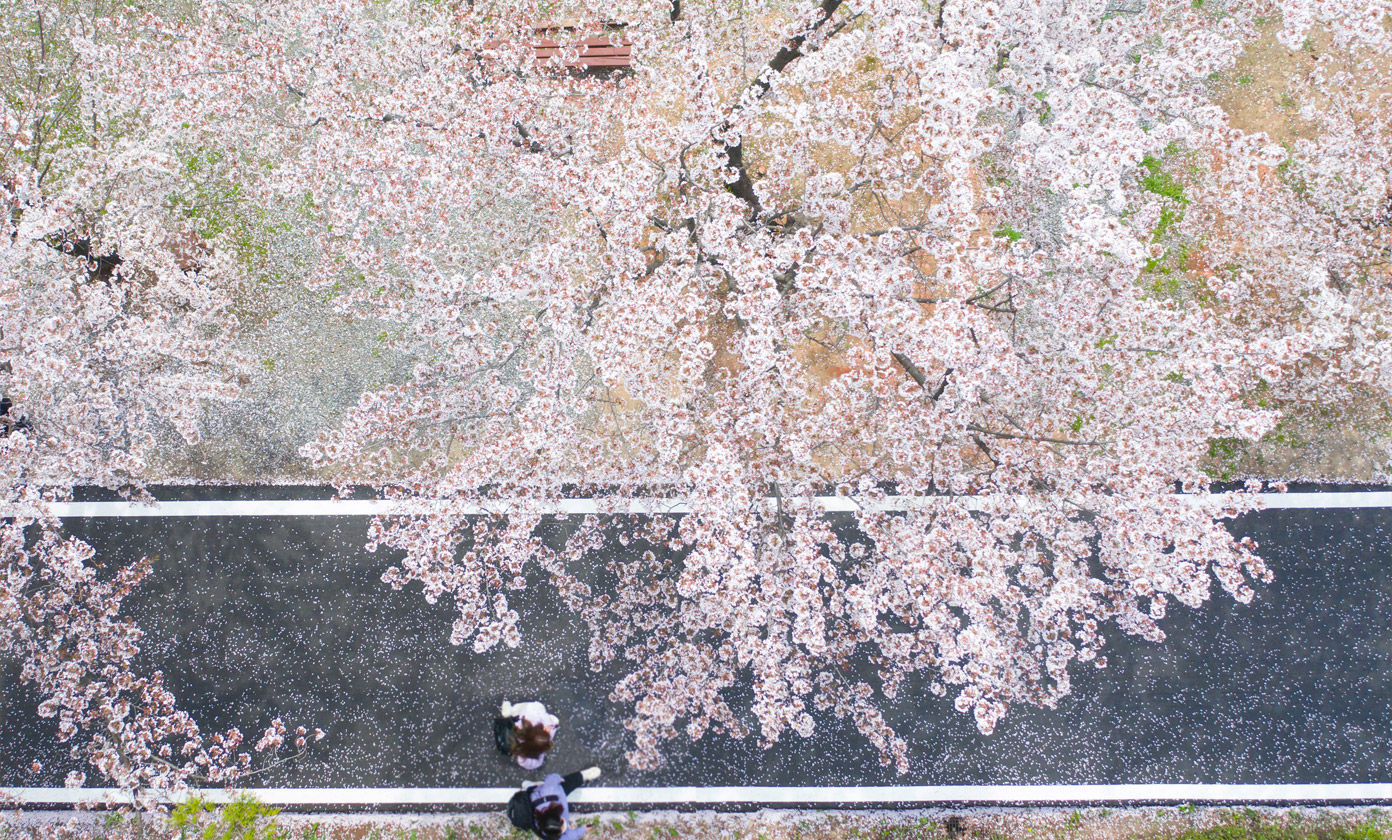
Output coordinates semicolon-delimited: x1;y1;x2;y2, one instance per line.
2;500;1385;790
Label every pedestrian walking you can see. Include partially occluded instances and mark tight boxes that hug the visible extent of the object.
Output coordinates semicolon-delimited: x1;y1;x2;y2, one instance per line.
495;700;559;770
506;767;602;840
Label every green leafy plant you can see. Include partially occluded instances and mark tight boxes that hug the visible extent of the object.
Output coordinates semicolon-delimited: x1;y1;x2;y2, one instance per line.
1153;203;1183;241
1173;811;1390;840
1140;155;1189;204
169;795;283;840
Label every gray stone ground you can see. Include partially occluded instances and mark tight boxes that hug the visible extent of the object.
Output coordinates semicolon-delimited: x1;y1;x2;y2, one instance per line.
149;279;414;483
4;507;1387;788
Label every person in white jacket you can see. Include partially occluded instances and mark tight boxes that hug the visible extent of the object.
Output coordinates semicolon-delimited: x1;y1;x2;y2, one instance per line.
495;700;560;770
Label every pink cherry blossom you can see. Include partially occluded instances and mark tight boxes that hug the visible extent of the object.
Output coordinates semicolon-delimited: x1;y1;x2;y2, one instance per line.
4;0;1388;779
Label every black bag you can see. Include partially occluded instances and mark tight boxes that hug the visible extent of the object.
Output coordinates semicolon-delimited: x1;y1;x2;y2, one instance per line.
506;789;535;831
495;716;518;755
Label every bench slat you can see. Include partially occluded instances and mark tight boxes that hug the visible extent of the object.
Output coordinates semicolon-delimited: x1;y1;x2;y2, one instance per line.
532;37;632;48
534;47;632;57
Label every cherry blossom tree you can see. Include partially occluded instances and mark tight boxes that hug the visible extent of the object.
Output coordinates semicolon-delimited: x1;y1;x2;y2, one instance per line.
1;0;299;799
1;0;255;497
5;0;1389;775
274;0;1390;770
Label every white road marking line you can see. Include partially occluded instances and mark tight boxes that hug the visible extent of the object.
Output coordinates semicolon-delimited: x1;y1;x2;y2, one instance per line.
18;491;1392;518
5;784;1391;807
1254;492;1392;509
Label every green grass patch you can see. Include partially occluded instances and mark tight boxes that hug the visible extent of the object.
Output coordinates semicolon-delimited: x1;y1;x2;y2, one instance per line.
1175;811;1390;840
1204;436;1249;480
17;801;1392;840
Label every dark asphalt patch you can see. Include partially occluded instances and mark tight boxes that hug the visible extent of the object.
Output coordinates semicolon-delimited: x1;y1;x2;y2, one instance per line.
0;507;1387;788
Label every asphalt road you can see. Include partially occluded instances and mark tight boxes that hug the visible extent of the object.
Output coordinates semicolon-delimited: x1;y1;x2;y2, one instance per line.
1;496;1387;790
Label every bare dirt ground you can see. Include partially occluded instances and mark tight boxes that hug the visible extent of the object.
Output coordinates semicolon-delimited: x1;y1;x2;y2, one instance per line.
1206;23;1392;483
1221;403;1392;482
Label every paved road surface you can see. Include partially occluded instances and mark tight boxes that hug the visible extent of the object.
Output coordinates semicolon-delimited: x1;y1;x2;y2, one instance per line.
1;491;1387;794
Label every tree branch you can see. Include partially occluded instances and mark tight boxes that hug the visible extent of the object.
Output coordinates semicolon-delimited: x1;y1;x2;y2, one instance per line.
46;235;122;284
723;142;764;216
971;434;998;467
891;352;927;388
966;423;1100;446
718;0;846;217
931;367;953;401
893;354;952;403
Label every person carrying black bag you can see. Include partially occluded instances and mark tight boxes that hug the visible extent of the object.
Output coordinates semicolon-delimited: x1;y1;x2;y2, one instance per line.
505;767;601;840
494;700;559;770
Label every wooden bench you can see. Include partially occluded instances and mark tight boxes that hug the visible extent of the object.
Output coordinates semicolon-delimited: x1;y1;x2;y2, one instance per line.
530;22;632;68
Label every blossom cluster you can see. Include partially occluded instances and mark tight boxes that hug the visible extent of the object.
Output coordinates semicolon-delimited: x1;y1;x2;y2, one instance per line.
0;518;305;802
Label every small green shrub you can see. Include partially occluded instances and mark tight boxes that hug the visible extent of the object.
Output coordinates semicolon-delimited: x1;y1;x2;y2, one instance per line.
1204;435;1248;479
1153;204;1183;241
169;795;283;840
